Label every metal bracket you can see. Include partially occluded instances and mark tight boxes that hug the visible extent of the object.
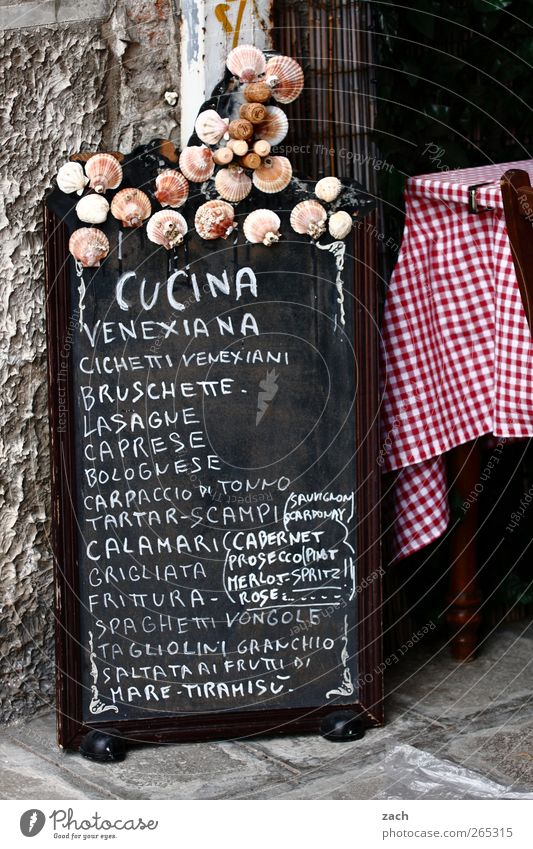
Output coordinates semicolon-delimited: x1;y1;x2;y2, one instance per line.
468;181;493;214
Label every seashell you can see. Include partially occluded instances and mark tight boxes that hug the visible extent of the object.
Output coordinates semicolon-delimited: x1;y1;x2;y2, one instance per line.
69;227;109;267
241;152;262;170
265;55;304;104
110;188;151;227
195;109;229;145
253;139;271;157
290;199;327;239
328;210;353;240
213;147;234;166
228;119;254;141
240;102;267;124
244;81;271;103
195;200;236;240
226;44;266;83
147;210;188;250
85;153;123;194
254;106;289;146
179;145;215;183
243;209;281;246
226;139;249;157
215;166;252;202
252;155;292;194
154;169;189;207
57;161;88;195
75;193;109;224
315;176;343;203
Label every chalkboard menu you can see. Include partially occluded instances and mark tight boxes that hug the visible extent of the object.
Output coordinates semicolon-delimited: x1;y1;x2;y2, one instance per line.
45;139;382;748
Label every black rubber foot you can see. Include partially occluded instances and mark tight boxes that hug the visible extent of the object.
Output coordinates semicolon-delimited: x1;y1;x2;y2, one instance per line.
320;711;366;742
79;728;126;762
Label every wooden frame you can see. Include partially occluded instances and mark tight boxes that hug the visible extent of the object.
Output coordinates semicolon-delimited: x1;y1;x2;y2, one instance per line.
501;169;533;335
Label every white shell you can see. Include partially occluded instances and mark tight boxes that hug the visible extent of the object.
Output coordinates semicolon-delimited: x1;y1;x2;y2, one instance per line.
179;145;215;182
226;44;266;83
147;210;188;250
215;167;252;202
195;109;229;145
75;193;110;224
290;199;327;239
328;210;353;240
243;209;281;246
57;161;88;195
315;176;342;203
254;106;289;147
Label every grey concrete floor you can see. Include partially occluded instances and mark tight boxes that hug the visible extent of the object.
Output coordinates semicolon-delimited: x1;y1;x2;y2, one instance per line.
2;622;533;799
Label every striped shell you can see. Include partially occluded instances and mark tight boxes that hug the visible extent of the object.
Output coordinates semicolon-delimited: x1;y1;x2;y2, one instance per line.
179;145;215;182
195;109;229;145
147;210;188;250
154;169;189;207
315;176;343;203
328;210;353;240
265;55;304;104
252;155;292;194
69;227;109;267
215;166;252;202
75;194;109;224
85;153;123;194
243;209;281;246
56;161;88;195
110;188;151;228
290;200;327;239
226;44;266;83
254;106;289;147
195;200;236;240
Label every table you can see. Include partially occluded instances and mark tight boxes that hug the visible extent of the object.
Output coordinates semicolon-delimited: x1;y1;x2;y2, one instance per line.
380;160;533;657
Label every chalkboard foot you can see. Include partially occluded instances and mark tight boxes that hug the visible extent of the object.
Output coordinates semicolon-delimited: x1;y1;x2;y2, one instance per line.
320;711;365;742
79;728;126;762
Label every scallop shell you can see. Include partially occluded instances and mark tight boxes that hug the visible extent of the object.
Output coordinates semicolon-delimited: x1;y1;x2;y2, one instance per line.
195;200;236;240
315;176;342;203
110;188;151;228
254;106;289;146
226;44;266;83
328;210;353;240
215;166;252;202
85;153;123;194
179;145;215;183
252;155;292;194
243;209;281;246
57;161;89;195
265;55;304;103
290;200;327;239
147;210;188;250
69;228;109;267
75;194;110;224
154;169;189;207
195;109;229;145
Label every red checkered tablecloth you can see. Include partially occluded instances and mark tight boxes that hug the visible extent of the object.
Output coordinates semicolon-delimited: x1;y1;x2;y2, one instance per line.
380;160;533;559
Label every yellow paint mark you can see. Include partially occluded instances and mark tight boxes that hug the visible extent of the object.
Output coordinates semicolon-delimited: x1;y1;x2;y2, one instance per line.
214;0;249;49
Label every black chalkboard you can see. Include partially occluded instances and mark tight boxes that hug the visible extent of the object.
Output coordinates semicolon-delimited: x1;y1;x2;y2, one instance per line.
45;138;382;748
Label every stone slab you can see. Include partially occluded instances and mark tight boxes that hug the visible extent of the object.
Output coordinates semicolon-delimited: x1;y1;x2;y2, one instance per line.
0;0;111;29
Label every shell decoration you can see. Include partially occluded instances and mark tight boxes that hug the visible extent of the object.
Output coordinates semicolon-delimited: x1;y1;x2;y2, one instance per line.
85;153;123;194
226;44;266;83
195;200;236;241
110;188;151;228
243;210;281;246
215;166;252;202
147;210;188;250
154;169;189;208
254;106;289;147
195;109;229;145
75;193;110;224
252;155;292;194
315;176;342;203
228;118;254;141
69;228;109;267
57;161;89;195
328;210;353;240
240;102;267;124
265;55;304;104
290;199;327;239
179;145;215;183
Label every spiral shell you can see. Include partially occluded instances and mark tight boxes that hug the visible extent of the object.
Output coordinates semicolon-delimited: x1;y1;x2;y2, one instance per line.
328;210;353;240
147;210;188;250
110;188;151;228
57;161;89;195
155;169;189;208
85;153;123;194
179;145;215;183
75;194;110;224
243;209;281;246
69;227;109;267
244;81;271;103
315;176;343;203
226;44;266;83
254;106;289;147
265;55;304;104
290;200;327;239
195;200;236;240
195;109;229;145
215;166;252;202
252;155;292;194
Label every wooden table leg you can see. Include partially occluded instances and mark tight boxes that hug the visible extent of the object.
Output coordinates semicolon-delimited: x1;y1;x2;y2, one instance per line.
447;440;482;661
